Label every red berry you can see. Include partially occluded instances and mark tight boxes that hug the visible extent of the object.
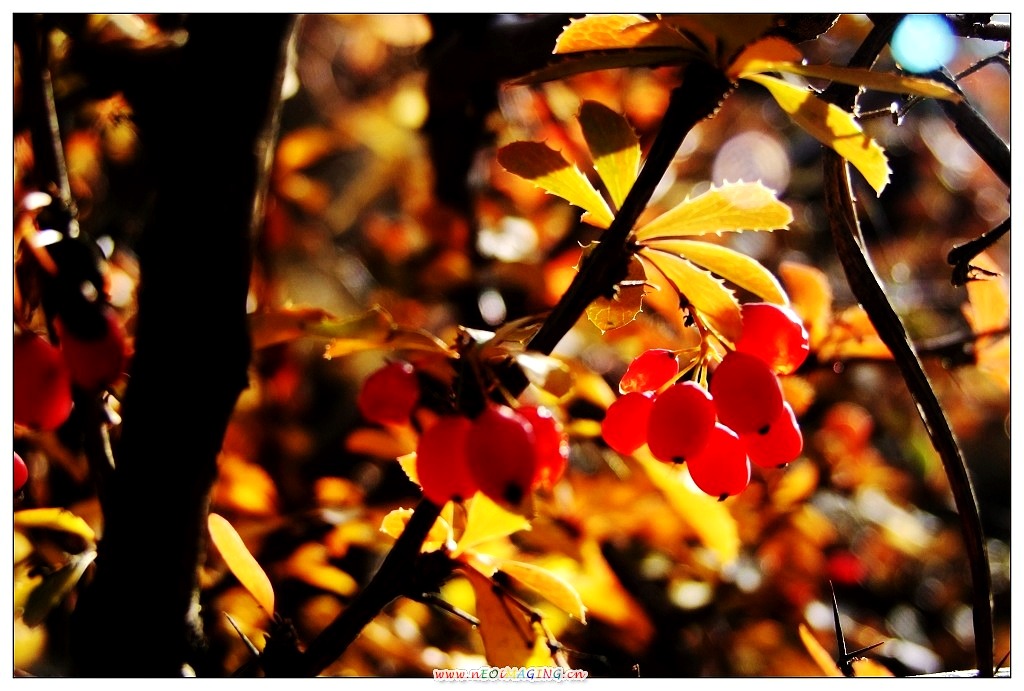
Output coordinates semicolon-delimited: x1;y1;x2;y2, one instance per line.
620;349;679;394
14;452;29;493
602;391;654;455
466;405;538;508
519;406;569;490
415;416;478;505
710;351;784;435
646;382;716;464
57;305;128;391
734;302;810;374
742;402;803;468
14;330;73;431
686;423;751;500
357;361;420;426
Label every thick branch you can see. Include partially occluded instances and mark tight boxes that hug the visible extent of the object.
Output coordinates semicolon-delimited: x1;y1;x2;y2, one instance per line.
69;15;295;676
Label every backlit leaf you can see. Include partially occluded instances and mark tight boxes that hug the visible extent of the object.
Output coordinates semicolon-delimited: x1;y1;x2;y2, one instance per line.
819;306;892;361
497;141;613;228
279;543;358;597
641;238;788;304
249;306;334;350
462;566;553;667
799;622;844;677
578;100;640;210
634;449;740;566
851;658;894;677
312;306;452;359
22;550;97;627
664;14;777;66
634;181;793;242
396;452;419;486
379;507;454;552
495;560;587;623
586;255;648;333
640;249;744;344
514;48;700;86
728;36;804;79
513;352;575;400
554;14;692;54
14;508;97;545
452;492;532;558
746;61;960;102
208;513;275;614
962;251;1009;333
745;73;890;195
345;425;417;459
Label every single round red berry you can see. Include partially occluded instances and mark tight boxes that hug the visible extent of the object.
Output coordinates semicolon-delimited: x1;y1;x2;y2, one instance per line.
415;415;478;505
466;405;538;508
519;406;569;490
742;402;803;468
646;382;716;464
14;452;29;493
601;391;655;456
357;361;420;426
620;348;679;394
710;351;784;435
734;302;810;374
14;330;74;431
56;305;128;391
686;423;751;500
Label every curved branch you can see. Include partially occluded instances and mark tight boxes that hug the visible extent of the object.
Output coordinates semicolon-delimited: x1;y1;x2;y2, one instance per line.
821;19;994;676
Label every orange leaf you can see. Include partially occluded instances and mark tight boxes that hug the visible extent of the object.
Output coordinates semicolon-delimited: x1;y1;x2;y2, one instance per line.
208;513;275;615
554;14;691;54
728;36;804;79
779;261;833;348
586;255;648;333
495;560;587;623
462;566;555;667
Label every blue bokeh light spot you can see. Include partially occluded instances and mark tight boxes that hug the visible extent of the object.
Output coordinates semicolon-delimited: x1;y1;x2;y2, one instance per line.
891;14;956;73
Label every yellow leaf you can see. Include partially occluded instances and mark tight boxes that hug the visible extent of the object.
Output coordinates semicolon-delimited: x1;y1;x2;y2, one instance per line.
963;251;1009;333
728;36;804;80
497;141;613;228
14;508;96;545
513;352;575;400
779;261;833;348
745;73;890;195
207;513;275;615
578;100;640;211
641;238;788;304
770;460;819;511
495;560;587;623
379;507;454;552
763;63;961;102
633;449;740;566
586;255;648;332
640;249;744;344
452;492;531;558
554;14;691;54
345;425;418;459
279;543;358;597
851;658;894;677
820;306;892;361
462;566;553;667
799;622;844;677
634;181;793;242
396;452;419;486
663;14;777;66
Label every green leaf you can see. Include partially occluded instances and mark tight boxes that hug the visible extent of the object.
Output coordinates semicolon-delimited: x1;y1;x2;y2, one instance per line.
639;238;789;305
208;513;275;615
578;101;640;211
497;141;614;228
634;181;793;242
23;550;97;627
640;248;743;344
745;73;891;195
586;255;648;332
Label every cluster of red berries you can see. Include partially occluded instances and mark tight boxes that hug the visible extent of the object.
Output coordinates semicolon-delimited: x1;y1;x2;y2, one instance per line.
13;306;128;433
602;303;810;500
357;360;569;508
